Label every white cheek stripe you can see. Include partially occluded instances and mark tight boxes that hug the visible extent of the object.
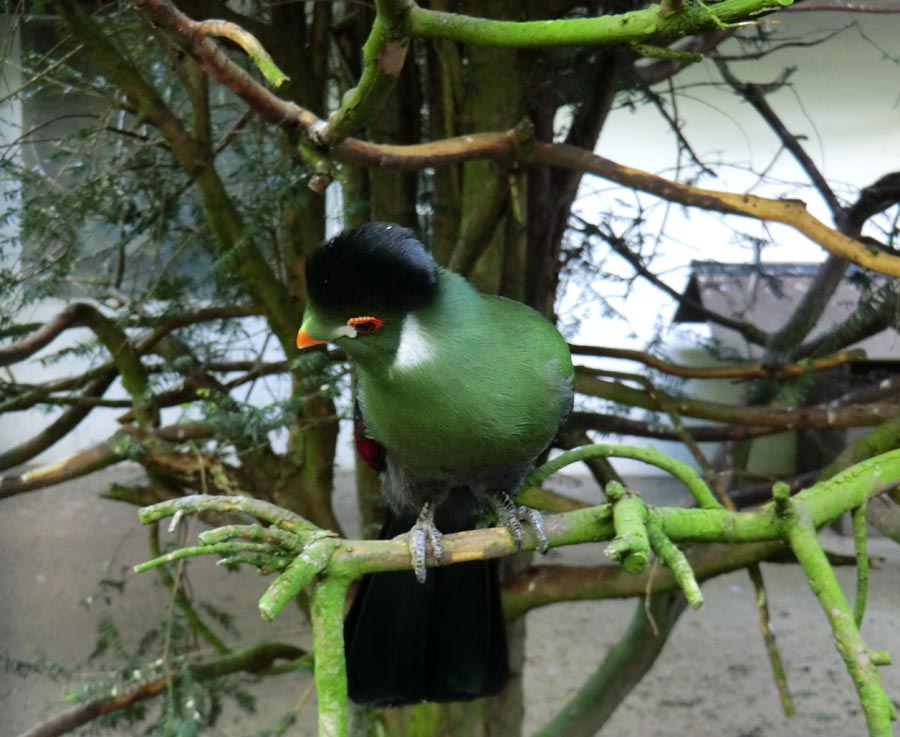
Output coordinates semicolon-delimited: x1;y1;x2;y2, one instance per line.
332;324;357;340
393;313;435;371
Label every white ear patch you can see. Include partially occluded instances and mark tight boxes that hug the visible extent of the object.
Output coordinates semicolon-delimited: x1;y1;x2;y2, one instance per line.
332;324;357;340
393;313;435;372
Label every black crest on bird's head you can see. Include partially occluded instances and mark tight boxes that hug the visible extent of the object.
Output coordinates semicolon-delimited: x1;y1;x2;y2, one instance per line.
305;223;438;316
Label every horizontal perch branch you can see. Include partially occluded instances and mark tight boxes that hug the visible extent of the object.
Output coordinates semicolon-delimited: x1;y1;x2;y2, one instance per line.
135;447;900;737
137;448;900;583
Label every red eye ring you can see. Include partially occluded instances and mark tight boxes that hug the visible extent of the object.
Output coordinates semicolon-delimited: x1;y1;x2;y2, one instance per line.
347;316;384;335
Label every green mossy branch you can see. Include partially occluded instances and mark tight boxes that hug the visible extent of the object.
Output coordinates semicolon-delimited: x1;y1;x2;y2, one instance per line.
524;444;720;509
311;0;792;146
647;518;704;609
853;502;870;628
135;446;900;737
259;536;340;621
309;576;352;737
604;482;651;574
783;504;895;736
408;0;790;49
311;0;411;146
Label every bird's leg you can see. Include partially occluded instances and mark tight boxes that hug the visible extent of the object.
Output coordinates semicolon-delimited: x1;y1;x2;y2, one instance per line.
493;493;549;554
519;505;549;554
408;501;444;583
494;493;524;547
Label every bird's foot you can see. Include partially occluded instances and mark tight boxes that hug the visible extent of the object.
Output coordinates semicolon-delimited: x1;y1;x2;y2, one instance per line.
408;501;444;583
494;493;549;554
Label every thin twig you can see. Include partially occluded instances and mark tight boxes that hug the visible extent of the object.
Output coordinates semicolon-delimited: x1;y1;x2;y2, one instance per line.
853;502;870;627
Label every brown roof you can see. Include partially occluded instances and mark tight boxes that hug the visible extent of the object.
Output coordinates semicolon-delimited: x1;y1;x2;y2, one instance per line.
673;262;900;360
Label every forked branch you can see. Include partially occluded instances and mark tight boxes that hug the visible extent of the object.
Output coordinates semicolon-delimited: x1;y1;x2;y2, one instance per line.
134;446;900;737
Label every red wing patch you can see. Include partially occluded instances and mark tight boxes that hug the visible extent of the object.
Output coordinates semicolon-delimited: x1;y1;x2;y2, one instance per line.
354;402;386;472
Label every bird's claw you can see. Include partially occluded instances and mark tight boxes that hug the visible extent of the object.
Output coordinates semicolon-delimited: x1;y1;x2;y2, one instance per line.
494;494;549;554
409;501;444;583
519;505;549;554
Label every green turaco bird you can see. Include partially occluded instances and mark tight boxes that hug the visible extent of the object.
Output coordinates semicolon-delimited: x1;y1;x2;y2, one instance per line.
296;222;574;706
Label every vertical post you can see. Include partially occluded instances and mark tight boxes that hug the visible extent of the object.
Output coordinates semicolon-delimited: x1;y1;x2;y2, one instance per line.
784;505;895;736
310;576;352;737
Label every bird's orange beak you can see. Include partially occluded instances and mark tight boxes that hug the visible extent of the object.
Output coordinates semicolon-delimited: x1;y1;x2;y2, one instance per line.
296;327;326;350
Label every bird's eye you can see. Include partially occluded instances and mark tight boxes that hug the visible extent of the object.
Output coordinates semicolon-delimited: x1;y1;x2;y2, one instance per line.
347;316;384;335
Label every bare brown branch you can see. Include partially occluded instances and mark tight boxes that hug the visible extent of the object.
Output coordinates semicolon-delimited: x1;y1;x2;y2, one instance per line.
575;369;900;429
568;411;779;441
569;344;864;380
533;142;900;277
0;423;214;498
0;303;91;366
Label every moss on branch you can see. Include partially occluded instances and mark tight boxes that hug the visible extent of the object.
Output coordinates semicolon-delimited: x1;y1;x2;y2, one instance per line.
604;482;651;574
135;446;900;737
409;0;791;49
313;0;412;146
784;504;896;735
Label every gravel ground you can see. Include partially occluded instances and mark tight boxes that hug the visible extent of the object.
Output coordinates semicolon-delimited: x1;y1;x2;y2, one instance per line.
2;467;898;737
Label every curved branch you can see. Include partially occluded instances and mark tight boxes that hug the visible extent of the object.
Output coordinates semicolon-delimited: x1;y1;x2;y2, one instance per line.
131;0;317;132
336;131;521;170
534;143;900;276
0;303;87;366
844;171;900;237
193;20;289;88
